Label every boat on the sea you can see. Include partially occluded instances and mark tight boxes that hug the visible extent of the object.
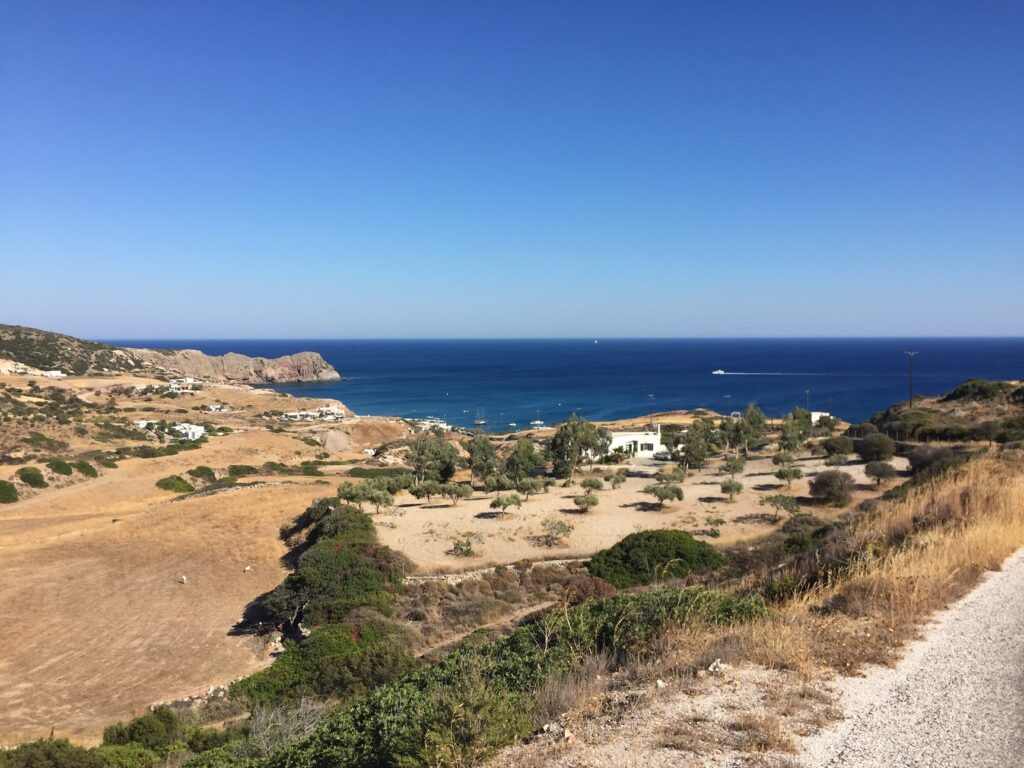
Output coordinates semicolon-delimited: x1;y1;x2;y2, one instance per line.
508;422;517;427
474;408;487;427
712;369;726;375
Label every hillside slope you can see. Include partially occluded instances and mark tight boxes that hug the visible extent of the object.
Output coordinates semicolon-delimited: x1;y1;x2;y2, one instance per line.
0;324;341;383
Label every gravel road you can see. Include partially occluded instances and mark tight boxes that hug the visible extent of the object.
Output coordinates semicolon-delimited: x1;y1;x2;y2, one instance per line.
802;549;1024;767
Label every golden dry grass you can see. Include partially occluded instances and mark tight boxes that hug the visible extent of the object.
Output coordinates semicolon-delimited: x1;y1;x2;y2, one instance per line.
657;453;1024;680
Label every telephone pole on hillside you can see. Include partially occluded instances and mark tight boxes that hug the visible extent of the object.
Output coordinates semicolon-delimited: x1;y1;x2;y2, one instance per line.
905;351;918;408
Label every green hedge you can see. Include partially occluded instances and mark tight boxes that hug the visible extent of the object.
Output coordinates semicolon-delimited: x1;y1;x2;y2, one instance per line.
156;475;195;493
47;457;74;475
587;530;724;588
72;460;99;478
0;480;18;503
15;466;47;488
227;464;259;478
231;620;418;707
188;465;217;483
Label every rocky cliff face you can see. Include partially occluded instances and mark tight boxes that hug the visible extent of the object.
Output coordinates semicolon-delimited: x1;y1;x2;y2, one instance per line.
128;348;342;384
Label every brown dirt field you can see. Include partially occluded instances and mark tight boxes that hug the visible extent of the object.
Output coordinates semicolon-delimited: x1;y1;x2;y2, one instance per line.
0;375;394;746
374;453;907;573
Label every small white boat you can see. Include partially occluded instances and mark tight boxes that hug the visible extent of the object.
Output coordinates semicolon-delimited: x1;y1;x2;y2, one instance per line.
508;422;517;427
530;419;544;428
712;369;726;375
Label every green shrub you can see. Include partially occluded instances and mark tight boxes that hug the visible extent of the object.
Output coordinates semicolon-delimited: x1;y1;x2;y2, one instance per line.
93;743;160;768
72;460;98;478
940;378;1010;402
856;433;895;462
0;738;103;768
47;457;74;475
15;466;47;488
232;619;418;707
808;470;855;506
228;464;259;478
822;435;854;456
254;586;765;768
587;529;723;588
97;456;119;469
156;475;195;493
348;467;412;479
188;465;217;483
0;480;18;503
103;705;182;751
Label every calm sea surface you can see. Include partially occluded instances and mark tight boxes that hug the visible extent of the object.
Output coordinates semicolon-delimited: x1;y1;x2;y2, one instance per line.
106;339;1024;429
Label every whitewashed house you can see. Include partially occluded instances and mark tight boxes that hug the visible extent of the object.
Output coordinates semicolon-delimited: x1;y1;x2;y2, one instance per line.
42;370;66;378
168;377;196;392
810;411;832;424
608;424;668;459
173;423;206;441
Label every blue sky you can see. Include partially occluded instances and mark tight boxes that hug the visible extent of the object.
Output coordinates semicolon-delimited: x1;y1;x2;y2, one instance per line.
1;2;1022;339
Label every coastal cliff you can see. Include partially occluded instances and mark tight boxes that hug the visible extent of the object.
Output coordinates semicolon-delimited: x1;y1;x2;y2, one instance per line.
0;324;341;384
127;348;342;384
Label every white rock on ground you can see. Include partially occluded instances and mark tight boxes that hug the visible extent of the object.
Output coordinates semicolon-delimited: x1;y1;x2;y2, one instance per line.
801;548;1024;767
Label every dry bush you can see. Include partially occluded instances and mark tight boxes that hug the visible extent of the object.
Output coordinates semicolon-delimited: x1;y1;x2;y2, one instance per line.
248;698;329;758
728;713;796;753
533;653;611;725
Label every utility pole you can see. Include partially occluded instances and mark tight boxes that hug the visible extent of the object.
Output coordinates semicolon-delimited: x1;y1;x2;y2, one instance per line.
904;351;918;407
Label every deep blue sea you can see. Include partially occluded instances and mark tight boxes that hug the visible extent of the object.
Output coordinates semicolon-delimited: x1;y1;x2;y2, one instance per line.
106;339;1024;430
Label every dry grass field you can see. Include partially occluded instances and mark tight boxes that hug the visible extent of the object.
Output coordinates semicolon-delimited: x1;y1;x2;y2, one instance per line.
0;371;907;747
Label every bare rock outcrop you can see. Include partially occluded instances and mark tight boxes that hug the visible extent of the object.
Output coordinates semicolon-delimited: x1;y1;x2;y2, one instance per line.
128;348;341;384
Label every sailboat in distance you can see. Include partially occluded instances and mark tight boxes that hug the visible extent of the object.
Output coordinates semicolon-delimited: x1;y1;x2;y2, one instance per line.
474;408;487;427
529;409;545;429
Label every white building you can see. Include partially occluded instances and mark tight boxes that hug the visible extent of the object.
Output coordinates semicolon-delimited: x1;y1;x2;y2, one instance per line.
415;417;452;432
42;370;66;378
168;377;196;392
280;405;344;422
173;423;206;441
135;419;157;430
206;403;226;413
810;411;832;425
607;424;668;459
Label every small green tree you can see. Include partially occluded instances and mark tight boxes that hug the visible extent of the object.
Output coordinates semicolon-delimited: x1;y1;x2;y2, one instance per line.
363;485;394;513
864;461;898;486
538;517;573;547
410;431;459;484
465;433;497;482
823;435;854;456
515;477;545;499
809;470;855;506
489;493;523;516
504;438;541;482
720;478;743;501
856;433;896;462
759;494;800;519
775;466;803;488
484;473;514;495
442;483;474;506
607;471;627;489
723;455;746;477
825;453;848;467
573;493;599;513
411;479;444;502
549;416;611;479
643;483;683;509
338;481;367;510
581;477;604;492
772;452;795;467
